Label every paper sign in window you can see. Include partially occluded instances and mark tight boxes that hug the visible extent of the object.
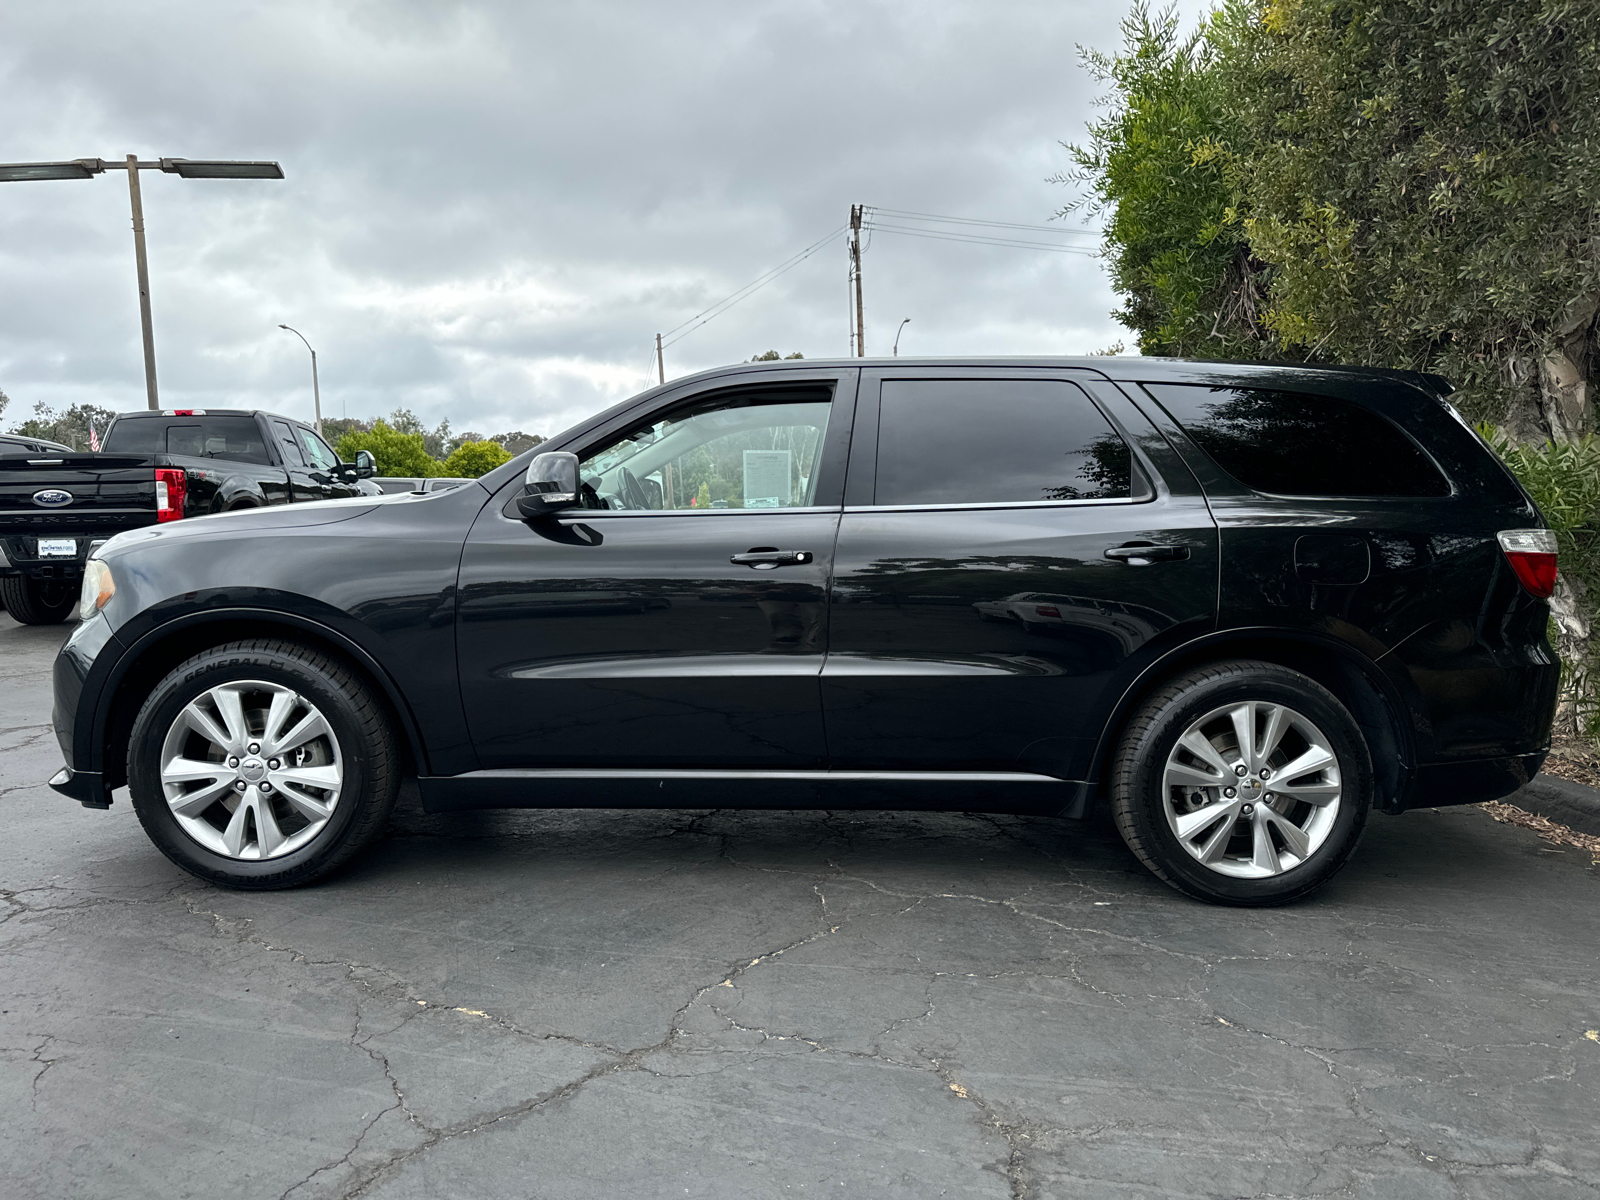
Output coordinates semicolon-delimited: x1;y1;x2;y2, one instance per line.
743;450;791;508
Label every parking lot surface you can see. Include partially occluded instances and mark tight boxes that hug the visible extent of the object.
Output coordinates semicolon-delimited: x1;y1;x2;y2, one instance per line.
3;612;1598;1199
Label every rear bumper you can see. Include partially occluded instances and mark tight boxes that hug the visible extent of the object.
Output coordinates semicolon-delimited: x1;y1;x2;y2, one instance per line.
1399;751;1548;811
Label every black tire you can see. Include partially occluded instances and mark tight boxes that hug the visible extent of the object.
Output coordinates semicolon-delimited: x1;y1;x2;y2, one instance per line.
1;575;76;624
1110;659;1372;906
127;639;400;889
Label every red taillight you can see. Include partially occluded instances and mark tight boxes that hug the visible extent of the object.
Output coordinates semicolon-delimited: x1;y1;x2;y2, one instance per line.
1498;529;1558;598
155;467;187;523
1034;605;1061;618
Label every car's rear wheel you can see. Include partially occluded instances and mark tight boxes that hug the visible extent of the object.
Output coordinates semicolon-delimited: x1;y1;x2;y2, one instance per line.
1;575;76;624
1110;660;1372;905
127;639;400;889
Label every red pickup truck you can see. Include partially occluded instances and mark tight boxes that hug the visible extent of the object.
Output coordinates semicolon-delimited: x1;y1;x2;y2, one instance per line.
0;409;376;624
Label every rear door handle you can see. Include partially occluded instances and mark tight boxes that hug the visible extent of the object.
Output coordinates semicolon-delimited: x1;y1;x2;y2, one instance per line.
731;549;814;569
1104;542;1190;564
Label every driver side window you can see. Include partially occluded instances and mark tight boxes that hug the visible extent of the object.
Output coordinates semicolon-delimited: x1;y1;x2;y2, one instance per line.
577;389;832;512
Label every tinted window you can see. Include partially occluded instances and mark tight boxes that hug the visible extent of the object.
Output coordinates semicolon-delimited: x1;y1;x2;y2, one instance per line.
272;421;305;466
104;416;271;465
578;389;832;511
874;379;1137;506
297;427;339;469
1145;384;1450;497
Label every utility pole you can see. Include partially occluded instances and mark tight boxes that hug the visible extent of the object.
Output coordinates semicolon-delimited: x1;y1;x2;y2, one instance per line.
849;204;865;357
656;332;665;385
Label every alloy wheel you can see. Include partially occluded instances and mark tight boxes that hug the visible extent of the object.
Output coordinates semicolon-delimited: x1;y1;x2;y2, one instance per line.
1161;700;1342;879
158;680;344;860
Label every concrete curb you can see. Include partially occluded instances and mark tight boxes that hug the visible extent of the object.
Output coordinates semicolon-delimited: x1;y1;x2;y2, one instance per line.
1505;774;1600;838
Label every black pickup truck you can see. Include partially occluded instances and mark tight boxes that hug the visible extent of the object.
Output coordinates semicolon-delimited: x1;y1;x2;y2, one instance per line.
0;409;375;624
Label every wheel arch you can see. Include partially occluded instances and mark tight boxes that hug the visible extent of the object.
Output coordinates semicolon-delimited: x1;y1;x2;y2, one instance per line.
95;609;429;789
1088;630;1415;813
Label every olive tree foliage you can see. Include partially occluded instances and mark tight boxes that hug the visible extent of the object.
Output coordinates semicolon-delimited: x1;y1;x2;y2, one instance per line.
1058;2;1268;358
1067;0;1600;436
1067;0;1600;738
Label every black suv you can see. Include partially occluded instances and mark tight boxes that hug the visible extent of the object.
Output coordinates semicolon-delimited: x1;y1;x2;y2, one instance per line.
49;358;1559;904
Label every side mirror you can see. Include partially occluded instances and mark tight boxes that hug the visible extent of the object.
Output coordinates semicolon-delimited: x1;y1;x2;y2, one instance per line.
516;451;581;519
354;450;377;479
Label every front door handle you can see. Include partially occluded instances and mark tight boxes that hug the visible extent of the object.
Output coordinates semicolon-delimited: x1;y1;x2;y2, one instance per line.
731;548;814;570
1104;542;1190;565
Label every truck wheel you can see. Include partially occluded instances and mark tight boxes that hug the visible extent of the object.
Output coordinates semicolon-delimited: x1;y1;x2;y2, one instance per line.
126;639;400;889
1110;660;1372;906
0;575;76;624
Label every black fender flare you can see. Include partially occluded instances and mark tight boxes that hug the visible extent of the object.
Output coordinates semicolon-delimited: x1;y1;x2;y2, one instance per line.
1083;625;1420;811
91;606;433;778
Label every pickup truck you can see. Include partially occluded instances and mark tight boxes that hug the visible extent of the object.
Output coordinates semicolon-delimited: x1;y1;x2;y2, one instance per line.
0;408;376;624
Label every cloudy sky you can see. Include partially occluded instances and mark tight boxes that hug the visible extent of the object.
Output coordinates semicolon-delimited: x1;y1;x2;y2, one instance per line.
0;0;1207;442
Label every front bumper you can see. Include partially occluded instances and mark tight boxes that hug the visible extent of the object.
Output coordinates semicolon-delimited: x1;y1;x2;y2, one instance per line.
49;765;112;809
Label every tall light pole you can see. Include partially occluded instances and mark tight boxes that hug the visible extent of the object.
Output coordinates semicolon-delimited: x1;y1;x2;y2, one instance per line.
278;325;323;435
0;156;284;410
893;318;910;356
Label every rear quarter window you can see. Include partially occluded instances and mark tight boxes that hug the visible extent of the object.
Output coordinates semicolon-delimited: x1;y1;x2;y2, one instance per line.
1143;383;1450;498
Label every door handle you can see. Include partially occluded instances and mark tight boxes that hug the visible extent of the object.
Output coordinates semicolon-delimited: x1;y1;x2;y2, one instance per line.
730;549;814;569
1104;542;1190;565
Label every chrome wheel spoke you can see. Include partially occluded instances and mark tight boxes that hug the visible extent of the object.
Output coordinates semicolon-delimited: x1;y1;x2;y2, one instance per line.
1266;810;1312;860
254;794;287;857
1166;759;1227;789
220;797;251;857
1229;704;1256;772
1178;730;1234;778
1197;809;1239;863
181;701;236;754
167;776;235;817
1176;797;1240;841
1250;815;1281;874
1276;744;1335;784
262;689;299;753
212;686;252;752
1275;777;1341;806
269;710;331;759
1257;704;1290;768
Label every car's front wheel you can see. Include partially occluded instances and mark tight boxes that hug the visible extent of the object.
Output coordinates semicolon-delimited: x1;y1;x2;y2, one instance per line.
1110;660;1372;905
127;639;400;889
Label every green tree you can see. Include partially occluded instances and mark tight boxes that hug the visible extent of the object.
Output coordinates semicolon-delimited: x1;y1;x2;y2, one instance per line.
442;439;511;478
749;350;805;361
1061;2;1268;357
334;420;440;477
9;401;119;450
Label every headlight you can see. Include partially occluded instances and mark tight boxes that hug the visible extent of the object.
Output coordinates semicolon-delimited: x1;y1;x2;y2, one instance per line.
79;558;116;621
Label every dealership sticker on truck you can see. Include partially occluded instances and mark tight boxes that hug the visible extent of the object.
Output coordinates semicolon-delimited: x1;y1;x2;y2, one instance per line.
37;539;76;557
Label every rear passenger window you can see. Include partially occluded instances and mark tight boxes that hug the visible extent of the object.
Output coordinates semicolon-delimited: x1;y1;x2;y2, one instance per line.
1145;384;1450;497
874;379;1140;506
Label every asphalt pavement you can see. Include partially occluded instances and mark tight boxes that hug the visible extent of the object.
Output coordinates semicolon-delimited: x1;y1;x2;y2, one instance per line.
3;611;1598;1200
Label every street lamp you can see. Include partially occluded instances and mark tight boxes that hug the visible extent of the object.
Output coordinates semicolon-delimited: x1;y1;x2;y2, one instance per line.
278;325;323;436
893;318;911;356
0;156;284;410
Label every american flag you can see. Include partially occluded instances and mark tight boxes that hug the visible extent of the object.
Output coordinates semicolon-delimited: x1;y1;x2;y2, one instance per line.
88;423;100;452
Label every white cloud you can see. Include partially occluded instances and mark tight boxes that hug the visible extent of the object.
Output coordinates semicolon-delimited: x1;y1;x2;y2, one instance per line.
0;0;1215;438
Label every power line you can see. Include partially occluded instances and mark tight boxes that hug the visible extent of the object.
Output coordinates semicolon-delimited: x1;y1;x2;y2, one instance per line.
869;206;1103;237
864;221;1101;255
659;225;848;349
